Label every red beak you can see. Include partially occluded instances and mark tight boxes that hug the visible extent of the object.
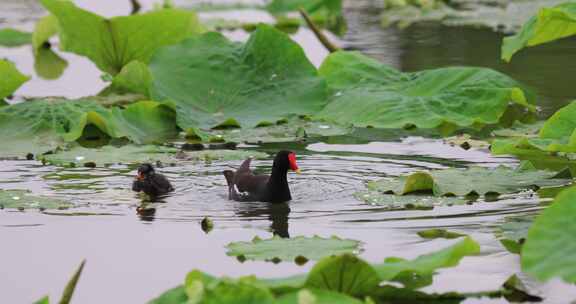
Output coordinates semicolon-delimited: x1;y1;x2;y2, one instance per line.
288;153;301;174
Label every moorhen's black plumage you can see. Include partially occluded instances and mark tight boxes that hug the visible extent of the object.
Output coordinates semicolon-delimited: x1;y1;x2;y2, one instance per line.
132;163;174;196
223;150;300;203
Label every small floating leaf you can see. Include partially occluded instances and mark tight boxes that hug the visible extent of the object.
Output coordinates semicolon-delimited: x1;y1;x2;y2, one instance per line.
41;145;178;167
0;190;72;210
417;229;466;239
175;150;268;162
226;235;361;262
0;28;32;47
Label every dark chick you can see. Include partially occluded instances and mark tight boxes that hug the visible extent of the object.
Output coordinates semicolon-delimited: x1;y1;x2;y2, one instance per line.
223;150;300;203
132;163;174;196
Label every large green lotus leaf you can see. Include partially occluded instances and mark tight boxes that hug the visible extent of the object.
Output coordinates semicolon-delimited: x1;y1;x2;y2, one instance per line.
354;191;466;210
374;237;480;288
502;2;576;62
366;166;568;197
0;28;32;47
108;101;179;144
205;280;275;304
0;98;177;157
226;235;361;262
40;0;204;75
0;189;72;210
149;25;327;134
522;186;576;283
317;51;534;130
0;59;30;100
208;119;350;144
305;254;381;297
275;288;364;304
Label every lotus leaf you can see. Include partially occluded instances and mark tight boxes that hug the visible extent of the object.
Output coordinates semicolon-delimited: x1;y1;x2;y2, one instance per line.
152;238;481;302
492;121;543;138
354;191;466;210
226;235;361;262
502;2;576;62
0;98;178;157
208;119;350;144
0;59;29;100
317;51;535;130
174;150;268;162
108;61;152;96
417;229;466;239
0;189;72;210
266;0;346;35
0;28;31;47
34;47;69;80
32;15;59;52
305;254;381;297
40;145;178;167
374;237;480;288
366;166;568;197
496;215;534;254
40;0;204;75
149;25;327;136
276;289;364;304
492;101;576;155
522;186;576;283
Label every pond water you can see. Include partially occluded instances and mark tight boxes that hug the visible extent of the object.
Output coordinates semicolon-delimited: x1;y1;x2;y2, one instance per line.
1;1;576;303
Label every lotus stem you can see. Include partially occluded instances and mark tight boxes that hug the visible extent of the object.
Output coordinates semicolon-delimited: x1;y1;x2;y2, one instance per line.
298;8;339;53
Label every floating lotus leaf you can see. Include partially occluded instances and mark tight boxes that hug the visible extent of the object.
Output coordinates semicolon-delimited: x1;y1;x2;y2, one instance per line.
40;145;178;167
40;0;204;74
0;28;31;47
42;145;268;167
496;215;534;254
417;229;466;240
492;121;544;138
354;191;466;210
0;59;29;100
317;51;535;131
208;119;350;144
0;189;72;210
523;186;576;283
492;101;576;156
502;2;576;62
366;166;568;197
149;25;327;136
226;235;361;262
174;150;268;162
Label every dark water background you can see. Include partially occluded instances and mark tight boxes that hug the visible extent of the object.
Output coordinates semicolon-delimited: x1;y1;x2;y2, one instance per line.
1;0;576;303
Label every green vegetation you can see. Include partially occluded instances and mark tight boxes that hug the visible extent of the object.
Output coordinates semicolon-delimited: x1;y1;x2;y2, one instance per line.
152;238;480;303
226;235;361;262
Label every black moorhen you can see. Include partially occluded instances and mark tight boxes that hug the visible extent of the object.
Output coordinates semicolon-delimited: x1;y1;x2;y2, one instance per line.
132;163;174;196
223;150;300;203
